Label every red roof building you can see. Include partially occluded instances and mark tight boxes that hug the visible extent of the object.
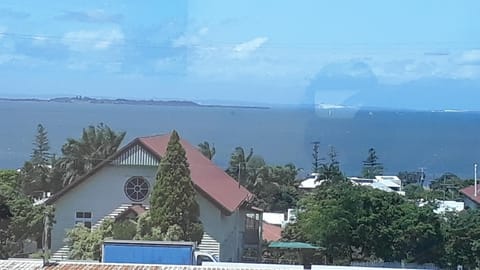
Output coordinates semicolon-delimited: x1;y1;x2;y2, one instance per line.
46;133;261;263
460;185;480;209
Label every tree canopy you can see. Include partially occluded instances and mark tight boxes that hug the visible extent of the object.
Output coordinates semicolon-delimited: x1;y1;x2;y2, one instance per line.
283;179;444;265
362;148;383;179
148;130;203;243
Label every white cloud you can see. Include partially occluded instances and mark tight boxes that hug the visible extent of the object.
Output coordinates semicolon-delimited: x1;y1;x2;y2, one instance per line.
232;37;268;58
0;26;7;39
62;28;124;51
172;27;208;48
459;49;480;65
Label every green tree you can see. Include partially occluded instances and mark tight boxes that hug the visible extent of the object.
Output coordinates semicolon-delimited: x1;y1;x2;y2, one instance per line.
149;130;203;243
226;146;254;185
58;123;126;186
318;146;345;182
19;124;53;195
198;141;216;160
362;148;383;179
429;173;473;201
31;124;51;166
443;210;480;269
285;180;444;265
66;219;113;260
0;170;53;258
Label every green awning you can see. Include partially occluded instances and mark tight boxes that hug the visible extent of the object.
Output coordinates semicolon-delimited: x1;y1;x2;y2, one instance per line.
268;241;321;250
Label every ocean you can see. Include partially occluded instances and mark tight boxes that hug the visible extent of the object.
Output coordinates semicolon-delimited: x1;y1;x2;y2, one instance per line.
1;101;480;181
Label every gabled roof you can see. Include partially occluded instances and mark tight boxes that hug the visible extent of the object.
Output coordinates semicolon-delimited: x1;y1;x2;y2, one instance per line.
46;133;253;214
460;185;480;205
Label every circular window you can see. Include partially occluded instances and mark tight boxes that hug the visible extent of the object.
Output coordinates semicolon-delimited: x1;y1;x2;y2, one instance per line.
124;177;150;202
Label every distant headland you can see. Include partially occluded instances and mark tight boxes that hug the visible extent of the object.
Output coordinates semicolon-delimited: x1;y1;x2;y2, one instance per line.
0;96;270;110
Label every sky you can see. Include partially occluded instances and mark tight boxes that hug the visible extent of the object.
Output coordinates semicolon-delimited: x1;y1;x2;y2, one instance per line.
0;0;479;110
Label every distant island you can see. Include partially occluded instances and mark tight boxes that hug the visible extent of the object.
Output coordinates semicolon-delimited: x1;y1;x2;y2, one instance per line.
0;96;270;109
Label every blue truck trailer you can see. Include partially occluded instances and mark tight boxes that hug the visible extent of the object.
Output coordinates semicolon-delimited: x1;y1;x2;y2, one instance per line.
102;240;197;265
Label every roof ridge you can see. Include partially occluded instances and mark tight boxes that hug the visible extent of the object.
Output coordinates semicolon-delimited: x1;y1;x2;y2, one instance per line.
137;133;170;139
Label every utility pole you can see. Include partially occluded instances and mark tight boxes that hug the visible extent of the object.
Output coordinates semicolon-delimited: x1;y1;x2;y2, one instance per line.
42;211;49;266
475;163;478;197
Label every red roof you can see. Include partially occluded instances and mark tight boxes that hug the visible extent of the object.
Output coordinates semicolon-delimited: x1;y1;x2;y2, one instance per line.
47;133;253;214
138;134;253;213
262;222;282;242
460;185;480;205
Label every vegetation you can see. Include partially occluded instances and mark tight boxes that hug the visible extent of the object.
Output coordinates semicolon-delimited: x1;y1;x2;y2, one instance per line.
362;148;383;178
57;123;126;186
148;130;203;243
19;124;52;196
226;147;300;212
0;170;53;259
283;179;444;265
226;146;254;186
198;141;216;160
67;219;113;260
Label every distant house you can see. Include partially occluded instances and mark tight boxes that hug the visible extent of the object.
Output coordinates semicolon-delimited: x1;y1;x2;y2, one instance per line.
460;185;480;209
349;176;404;195
45;133;262;262
298;173;404;195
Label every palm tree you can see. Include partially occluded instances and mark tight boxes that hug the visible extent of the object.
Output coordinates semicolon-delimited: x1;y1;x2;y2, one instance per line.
226;146;253;185
59;123;126;186
198;141;216;160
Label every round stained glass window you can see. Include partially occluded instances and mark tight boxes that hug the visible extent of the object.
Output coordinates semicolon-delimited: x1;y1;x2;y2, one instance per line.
124;176;150;202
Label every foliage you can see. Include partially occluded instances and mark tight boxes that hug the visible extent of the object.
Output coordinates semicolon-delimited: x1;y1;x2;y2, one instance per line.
66;219;113;260
19;124;52;195
311;142;322;173
429;173;473;201
403;184;443;201
226;146;300;212
362;148;383;179
31;124;51;166
112;220;137;240
226;146;254;185
284;180;444;265
317;146;346;182
57;123;126;187
398;171;425;186
149;130;203;243
442;210;480;269
0;170;53;259
198;141;216;160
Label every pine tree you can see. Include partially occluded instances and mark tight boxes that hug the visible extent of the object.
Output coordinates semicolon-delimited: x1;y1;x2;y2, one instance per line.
362;148;384;179
150;130;203;243
31;124;51;166
21;124;52;195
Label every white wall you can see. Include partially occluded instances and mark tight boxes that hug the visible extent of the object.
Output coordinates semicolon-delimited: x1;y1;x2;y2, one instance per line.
51;165;156;252
196;192;246;262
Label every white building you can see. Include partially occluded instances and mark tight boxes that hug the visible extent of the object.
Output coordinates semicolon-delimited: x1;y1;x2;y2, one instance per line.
350;176;404;195
45;133;262;262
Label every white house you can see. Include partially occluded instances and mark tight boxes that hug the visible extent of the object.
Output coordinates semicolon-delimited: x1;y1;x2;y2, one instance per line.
45;133;262;262
299;173;404;195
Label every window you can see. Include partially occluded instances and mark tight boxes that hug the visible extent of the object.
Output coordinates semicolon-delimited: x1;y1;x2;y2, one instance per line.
124;176;150;202
75;211;92;229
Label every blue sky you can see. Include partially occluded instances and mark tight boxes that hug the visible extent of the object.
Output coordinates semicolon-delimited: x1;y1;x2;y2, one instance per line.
0;0;479;109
